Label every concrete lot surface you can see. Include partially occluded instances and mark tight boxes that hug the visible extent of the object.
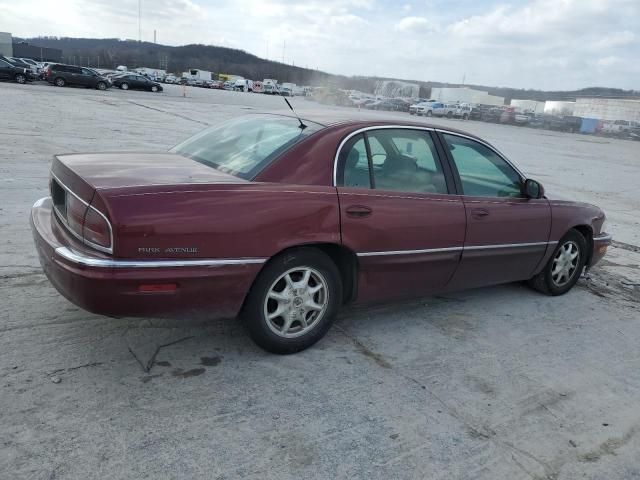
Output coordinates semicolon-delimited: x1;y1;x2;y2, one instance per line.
1;82;639;480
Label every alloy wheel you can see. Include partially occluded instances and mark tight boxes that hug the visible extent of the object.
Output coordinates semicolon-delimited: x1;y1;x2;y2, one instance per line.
551;241;580;287
263;267;329;338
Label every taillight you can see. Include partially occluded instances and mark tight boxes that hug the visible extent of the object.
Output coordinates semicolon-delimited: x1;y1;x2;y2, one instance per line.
83;207;112;250
65;194;87;234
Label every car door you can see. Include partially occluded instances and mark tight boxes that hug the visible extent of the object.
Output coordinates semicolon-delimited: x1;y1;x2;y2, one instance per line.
336;127;466;303
80;68;96;86
0;58;12;80
66;66;83;85
438;132;552;289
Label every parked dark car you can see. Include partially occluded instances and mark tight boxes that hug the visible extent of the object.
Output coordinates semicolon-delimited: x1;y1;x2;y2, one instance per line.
44;64;111;90
469;106;482;120
0;56;34;84
31;114;610;354
366;99;403;111
111;74;163;92
544;115;582;133
481;107;504;123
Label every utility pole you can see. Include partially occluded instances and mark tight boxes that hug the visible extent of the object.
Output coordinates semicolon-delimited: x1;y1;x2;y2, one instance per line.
154;29;156;43
282;40;285;64
138;0;142;42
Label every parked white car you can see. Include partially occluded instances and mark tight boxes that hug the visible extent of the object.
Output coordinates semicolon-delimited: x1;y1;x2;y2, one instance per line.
410;101;438;116
432;103;458;118
453;103;473;120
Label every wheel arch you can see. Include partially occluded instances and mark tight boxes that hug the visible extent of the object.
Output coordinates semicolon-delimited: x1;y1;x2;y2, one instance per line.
571;224;594;265
243;242;359;310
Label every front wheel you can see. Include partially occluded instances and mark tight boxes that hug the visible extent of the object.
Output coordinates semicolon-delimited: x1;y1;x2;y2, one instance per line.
528;229;588;295
426;110;433;117
151;85;158;92
15;73;26;84
241;248;342;354
447;111;453;118
96;81;107;90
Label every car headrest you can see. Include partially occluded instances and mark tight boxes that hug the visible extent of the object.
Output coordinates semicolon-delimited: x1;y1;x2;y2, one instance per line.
383;156;417;173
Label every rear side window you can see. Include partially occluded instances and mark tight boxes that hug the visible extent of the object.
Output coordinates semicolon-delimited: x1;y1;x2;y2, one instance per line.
340;134;371;189
339;129;448;195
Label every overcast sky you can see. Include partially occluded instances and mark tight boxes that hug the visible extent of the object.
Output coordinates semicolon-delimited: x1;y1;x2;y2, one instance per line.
1;0;638;90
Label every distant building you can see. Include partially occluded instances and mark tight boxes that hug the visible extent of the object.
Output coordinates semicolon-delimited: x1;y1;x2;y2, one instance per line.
430;87;504;106
573;98;640;122
12;40;62;62
510;99;545;114
0;32;12;57
544;101;576;116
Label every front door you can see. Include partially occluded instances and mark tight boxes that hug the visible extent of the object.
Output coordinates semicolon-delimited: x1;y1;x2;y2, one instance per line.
336;128;466;303
0;59;12;80
439;132;551;289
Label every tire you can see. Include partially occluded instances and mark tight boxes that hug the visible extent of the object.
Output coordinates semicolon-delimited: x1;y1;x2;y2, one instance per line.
54;77;65;87
447;111;453;118
96;81;107;91
426;110;433;117
241;248;343;354
409;111;415;115
15;73;26;84
528;229;588;296
151;85;158;92
462;113;469;120
120;82;129;90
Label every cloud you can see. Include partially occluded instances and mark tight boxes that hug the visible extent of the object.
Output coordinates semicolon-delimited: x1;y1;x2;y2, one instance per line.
1;0;638;90
394;16;430;32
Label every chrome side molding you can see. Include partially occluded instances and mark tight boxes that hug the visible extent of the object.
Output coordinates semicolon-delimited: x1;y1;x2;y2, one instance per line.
55;247;266;268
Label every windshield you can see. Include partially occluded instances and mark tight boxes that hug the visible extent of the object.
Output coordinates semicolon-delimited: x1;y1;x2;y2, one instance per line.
170;115;323;179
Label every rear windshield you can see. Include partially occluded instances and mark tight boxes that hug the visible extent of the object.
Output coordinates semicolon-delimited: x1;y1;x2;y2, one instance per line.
170;115;323;179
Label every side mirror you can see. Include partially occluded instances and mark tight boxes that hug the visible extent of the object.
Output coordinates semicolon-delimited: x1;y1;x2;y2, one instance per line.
523;178;544;199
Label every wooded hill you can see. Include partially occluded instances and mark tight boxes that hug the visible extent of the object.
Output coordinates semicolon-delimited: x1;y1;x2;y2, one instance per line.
22;36;639;102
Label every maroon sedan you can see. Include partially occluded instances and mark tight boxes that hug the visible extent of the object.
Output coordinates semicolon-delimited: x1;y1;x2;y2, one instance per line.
31;114;611;353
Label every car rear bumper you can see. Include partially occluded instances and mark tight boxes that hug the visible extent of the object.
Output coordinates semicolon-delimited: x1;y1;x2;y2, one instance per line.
30;197;263;319
590;232;612;267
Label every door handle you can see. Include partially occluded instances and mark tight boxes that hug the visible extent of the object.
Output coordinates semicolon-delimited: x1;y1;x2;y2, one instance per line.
345;205;372;218
471;208;490;219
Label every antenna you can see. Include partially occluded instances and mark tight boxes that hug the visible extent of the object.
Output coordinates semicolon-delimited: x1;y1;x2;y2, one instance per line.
275;83;306;130
283;96;307;130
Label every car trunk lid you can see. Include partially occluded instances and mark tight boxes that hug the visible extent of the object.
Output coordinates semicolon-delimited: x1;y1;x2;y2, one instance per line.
51;152;246;194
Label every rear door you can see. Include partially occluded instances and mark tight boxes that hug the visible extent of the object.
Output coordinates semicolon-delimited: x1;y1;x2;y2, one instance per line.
438;132;551;289
336;127;466;303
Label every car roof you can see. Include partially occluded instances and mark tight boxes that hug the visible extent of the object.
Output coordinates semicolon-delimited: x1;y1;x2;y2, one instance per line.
273;111;485;141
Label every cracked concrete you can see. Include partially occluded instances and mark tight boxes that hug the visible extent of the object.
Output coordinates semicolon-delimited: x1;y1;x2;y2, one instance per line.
1;81;640;479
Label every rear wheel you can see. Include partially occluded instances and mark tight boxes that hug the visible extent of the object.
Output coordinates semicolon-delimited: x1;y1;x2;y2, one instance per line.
120;82;129;90
241;248;342;354
14;73;26;84
54;77;65;87
426;110;433;117
96;81;107;90
151;85;158;92
528;229;587;295
447;111;453;118
462;113;469;120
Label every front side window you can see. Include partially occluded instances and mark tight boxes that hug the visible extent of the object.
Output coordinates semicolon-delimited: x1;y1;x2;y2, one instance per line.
340;129;448;194
171;115;323;179
443;133;522;197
